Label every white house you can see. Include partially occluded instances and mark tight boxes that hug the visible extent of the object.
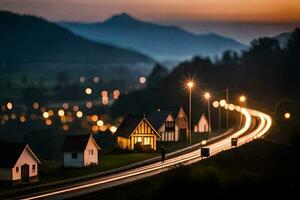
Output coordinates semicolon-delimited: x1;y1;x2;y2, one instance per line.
194;114;211;133
0;140;41;184
63;134;101;168
148;111;179;142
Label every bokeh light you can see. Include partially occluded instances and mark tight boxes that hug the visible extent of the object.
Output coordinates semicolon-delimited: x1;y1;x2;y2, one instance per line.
85;88;92;95
76;111;83;118
139;76;146;84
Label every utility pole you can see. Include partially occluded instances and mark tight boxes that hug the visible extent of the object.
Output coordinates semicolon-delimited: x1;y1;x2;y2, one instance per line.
226;88;229;129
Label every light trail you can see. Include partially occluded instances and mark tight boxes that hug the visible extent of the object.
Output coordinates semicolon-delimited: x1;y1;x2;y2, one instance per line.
20;105;272;200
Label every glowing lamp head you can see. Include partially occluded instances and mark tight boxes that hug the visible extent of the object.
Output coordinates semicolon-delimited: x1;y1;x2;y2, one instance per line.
220;100;226;107
240;95;246;103
284;112;291;119
204;92;210;99
187;81;194;89
201;140;207;145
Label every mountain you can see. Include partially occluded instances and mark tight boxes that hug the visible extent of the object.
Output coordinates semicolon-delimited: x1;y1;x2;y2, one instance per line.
59;13;248;60
0;11;153;71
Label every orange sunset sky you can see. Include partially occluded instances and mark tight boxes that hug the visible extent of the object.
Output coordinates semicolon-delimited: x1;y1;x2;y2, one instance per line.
0;0;300;22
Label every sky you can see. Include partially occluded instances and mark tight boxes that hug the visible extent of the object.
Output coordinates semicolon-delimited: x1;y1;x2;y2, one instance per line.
1;0;300;43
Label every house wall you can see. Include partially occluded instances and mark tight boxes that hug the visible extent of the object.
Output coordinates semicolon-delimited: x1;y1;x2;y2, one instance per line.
0;168;12;181
12;148;39;181
63;152;84;168
83;139;99;166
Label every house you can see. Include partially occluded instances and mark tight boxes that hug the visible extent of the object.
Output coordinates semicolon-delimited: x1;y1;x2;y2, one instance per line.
0;140;41;184
63;134;100;168
175;107;188;140
115;114;160;151
194;114;211;133
148;111;179;142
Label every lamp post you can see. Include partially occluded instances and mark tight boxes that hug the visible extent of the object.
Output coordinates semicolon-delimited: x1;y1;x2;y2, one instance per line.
187;81;194;146
204;92;211;138
239;95;246;128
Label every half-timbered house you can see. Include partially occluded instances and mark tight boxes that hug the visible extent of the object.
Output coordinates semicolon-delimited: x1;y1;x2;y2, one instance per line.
115;114;160;151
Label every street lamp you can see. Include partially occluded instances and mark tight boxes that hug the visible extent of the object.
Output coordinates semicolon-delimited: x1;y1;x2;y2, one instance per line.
239;95;247;128
204;92;211;138
186;81;194;145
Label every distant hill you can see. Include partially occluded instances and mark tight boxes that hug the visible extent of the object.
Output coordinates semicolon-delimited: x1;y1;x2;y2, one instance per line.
0;11;153;71
59;13;248;60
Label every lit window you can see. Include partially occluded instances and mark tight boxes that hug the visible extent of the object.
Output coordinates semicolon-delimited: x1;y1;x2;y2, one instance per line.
144;137;151;145
72;152;77;159
137;137;142;143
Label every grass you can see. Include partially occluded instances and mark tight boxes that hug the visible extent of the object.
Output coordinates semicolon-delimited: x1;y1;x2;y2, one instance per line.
38;152;159;183
71;139;300;200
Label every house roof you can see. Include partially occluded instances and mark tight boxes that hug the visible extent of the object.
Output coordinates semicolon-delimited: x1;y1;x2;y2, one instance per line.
176;107;188;120
114;114;160;138
62;134;100;152
147;111;173;130
0;140;41;168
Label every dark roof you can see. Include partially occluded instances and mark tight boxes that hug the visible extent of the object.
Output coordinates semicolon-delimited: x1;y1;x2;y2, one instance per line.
63;134;99;152
114;114;144;138
0;140;27;168
147;111;173;130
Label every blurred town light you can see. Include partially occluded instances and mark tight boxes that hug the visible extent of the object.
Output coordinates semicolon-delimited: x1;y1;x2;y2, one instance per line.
86;101;93;109
93;76;100;83
58;109;65;117
110;126;117;133
85;88;92;95
42;112;49;119
33;102;39;110
91;115;98;122
45;119;52;126
113;89;121;99
240;95;246;102
79;76;85;83
63;103;69;110
97;120;104;127
213;101;219;108
220;99;226;107
139;76;146;84
6;102;13;110
76;111;83;118
284;112;291;119
20;116;26;123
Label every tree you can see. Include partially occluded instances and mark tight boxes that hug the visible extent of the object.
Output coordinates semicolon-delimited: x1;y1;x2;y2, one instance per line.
250;37;281;52
147;64;168;88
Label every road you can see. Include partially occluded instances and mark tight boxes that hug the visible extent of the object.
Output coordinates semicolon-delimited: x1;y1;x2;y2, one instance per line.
12;105;272;200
